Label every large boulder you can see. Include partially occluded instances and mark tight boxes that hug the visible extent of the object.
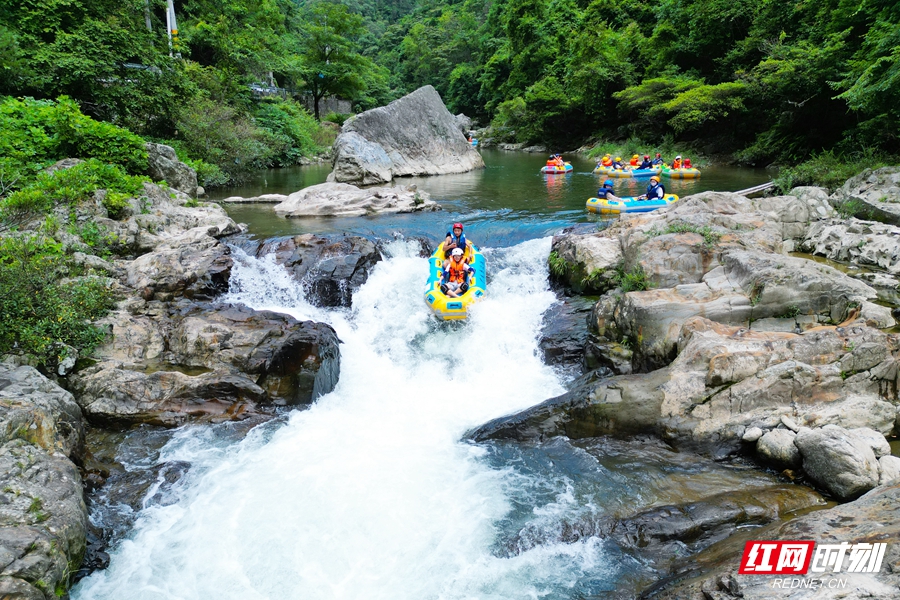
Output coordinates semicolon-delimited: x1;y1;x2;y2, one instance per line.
145;142;198;196
652;480;900;599
329;86;484;185
0;368;87;600
830;166;900;225
123;228;232;301
273;182;439;218
0;440;87;600
71;302;341;426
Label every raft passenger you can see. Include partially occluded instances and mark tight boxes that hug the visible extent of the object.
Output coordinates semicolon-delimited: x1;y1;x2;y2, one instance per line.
441;248;474;298
629;154;640;167
638;176;665;201
612;156;626;170
638;155;653;169
597;179;621;202
651;153;663;166
672;155;683;169
444;222;470;259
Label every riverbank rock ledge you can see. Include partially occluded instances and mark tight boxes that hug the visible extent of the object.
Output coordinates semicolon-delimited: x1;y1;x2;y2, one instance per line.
0;364;87;600
273;182;438;218
328;86;484;185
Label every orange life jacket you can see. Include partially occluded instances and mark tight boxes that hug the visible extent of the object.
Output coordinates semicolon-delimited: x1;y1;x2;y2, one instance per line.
447;258;469;284
601;157;612;166
630;158;639;166
672;159;682;169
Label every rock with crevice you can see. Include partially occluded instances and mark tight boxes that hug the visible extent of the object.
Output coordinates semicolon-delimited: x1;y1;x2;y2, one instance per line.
329;86;484;185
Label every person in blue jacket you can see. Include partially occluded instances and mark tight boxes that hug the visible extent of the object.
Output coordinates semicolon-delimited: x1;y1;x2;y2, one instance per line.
596;179;621;202
638;176;665;201
638;155;653;169
651;153;664;166
444;222;469;259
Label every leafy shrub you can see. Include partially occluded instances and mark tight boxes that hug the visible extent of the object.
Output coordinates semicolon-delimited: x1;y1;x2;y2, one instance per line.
173;96;279;182
0;96;148;193
0;160;146;222
774;149;892;193
254;98;324;166
612;263;652;292
0;234;116;368
323;112;353;126
548;251;570;277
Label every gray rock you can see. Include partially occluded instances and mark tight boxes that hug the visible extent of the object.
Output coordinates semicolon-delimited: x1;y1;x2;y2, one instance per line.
830;166;900;225
0;440;87;600
123;228;232;301
850;426;891;458
756;429;800;467
794;425;880;500
145;142;198;196
549;233;623;293
0;364;84;460
454;113;472;132
329;86;484;185
878;455;900;485
273;182;438;218
742;426;763;442
219;193;289;204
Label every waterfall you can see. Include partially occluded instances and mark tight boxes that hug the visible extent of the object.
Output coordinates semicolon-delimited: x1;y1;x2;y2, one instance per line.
73;238;611;600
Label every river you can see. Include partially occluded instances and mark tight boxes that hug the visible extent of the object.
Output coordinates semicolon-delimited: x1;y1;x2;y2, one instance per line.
72;153;778;598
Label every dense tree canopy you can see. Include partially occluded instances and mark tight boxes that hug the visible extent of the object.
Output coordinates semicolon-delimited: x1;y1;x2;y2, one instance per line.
1;0;897;164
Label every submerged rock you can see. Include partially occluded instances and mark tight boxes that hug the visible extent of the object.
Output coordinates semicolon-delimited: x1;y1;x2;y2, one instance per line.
329;86;484;185
273;182;439;218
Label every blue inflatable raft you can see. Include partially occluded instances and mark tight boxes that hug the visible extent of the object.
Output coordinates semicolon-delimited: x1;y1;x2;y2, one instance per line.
586;194;679;214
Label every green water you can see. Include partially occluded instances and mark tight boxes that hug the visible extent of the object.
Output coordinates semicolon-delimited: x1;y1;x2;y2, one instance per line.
212;149;773;246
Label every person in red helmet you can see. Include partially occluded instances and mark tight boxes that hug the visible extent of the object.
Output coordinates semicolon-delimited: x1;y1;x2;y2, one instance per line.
651;152;663;166
444;222;471;259
638;154;653;169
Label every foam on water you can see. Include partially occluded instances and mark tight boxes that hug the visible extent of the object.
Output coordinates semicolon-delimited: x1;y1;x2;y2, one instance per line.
73;238;611;599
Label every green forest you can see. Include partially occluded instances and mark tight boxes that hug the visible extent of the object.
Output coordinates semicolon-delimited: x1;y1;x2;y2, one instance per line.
1;0;898;185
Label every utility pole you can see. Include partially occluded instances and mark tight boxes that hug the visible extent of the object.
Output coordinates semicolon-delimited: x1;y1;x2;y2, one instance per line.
165;0;180;58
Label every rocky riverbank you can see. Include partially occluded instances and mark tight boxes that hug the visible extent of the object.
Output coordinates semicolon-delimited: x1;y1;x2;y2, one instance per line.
494;167;900;595
0;148;387;594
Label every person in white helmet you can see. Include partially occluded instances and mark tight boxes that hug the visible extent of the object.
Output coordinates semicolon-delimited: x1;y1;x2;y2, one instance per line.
441;247;474;298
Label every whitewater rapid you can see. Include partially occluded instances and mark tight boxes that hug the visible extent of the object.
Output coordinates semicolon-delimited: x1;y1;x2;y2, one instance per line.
73;238;609;599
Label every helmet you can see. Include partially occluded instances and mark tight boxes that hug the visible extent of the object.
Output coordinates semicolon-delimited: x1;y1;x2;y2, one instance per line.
452;248;464;256
453;222;463;230
632;154;639;159
615;156;622;161
644;155;650;159
675;155;682;159
604;179;614;187
656;153;661;157
650;176;660;182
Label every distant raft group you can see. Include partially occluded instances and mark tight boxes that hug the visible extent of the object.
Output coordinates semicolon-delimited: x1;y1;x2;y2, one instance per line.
594;153;700;179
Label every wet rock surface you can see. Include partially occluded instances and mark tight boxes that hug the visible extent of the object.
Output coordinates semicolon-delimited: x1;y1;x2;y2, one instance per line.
329;86;484;185
239;233;382;307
